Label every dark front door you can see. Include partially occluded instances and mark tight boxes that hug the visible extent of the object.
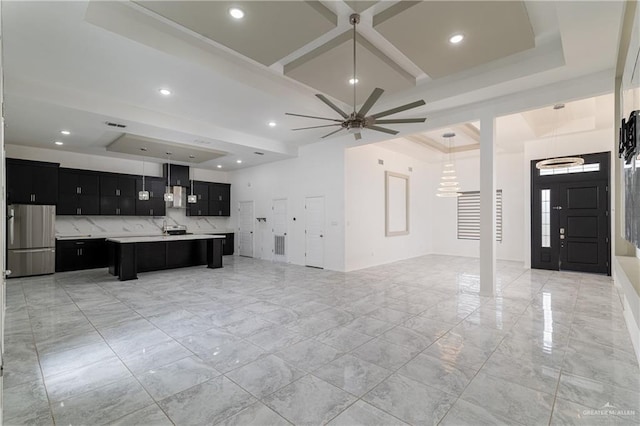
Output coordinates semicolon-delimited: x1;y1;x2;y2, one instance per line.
558;181;609;273
531;152;610;275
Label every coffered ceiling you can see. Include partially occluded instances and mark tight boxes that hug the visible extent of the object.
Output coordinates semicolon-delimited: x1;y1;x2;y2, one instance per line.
134;1;337;66
0;1;627;169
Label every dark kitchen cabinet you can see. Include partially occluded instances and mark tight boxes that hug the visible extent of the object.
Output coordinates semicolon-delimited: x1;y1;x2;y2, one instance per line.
187;181;210;217
218;233;234;255
136;241;167;272
56;238;108;272
163;164;190;187
135;177;166;216
100;174;136;215
6;159;59;205
58;169;100;215
209;183;231;216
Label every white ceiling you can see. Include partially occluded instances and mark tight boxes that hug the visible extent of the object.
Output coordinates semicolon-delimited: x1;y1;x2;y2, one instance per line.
376;93;615;163
1;1;626;170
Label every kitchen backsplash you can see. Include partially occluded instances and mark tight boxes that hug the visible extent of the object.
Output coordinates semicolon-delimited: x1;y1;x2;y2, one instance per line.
55;208;232;237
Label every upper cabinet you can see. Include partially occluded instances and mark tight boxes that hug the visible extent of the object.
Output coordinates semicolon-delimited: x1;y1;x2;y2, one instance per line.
209;183;231;216
58;168;100;215
163;164;190;187
135;177;166;217
186;181;230;217
6;159;229;217
186;181;210;217
100;173;137;215
6;159;59;205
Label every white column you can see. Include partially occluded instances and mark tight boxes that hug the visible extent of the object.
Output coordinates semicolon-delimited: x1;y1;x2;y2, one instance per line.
480;114;496;296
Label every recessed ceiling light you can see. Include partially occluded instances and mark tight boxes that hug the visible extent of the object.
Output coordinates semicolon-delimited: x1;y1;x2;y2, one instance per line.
217;165;222;168
159;88;171;96
349;78;359;85
268;121;276;127
229;8;244;19
449;34;464;44
236;160;242;164
60;130;71;135
54;141;64;146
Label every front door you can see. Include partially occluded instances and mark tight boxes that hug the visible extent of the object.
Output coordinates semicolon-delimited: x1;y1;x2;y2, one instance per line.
531;152;610;274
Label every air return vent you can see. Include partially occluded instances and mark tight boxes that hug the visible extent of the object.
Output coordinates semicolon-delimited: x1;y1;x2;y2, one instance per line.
105;121;127;128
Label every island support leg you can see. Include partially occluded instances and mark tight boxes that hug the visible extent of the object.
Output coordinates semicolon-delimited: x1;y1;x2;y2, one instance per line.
207;238;223;269
118;243;138;281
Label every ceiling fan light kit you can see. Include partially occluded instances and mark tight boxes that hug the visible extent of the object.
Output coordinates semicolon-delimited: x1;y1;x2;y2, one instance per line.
286;13;427;140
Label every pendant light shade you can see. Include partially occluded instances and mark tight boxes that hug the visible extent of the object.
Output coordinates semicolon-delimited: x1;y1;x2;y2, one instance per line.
535;104;585;170
436;133;462;198
138;148;150;201
164;152;174;202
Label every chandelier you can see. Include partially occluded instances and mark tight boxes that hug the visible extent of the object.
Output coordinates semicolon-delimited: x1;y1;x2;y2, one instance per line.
437;132;462;198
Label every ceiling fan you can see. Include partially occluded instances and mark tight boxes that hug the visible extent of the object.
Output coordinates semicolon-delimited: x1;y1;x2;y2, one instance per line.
286;13;426;141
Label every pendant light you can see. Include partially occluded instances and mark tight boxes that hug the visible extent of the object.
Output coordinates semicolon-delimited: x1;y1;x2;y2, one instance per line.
164;152;174;202
437;132;462;198
187;155;197;204
535;104;584;170
138;148;150;201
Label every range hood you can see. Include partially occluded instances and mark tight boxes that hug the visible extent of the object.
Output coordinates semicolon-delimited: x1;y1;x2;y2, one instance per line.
167;186;187;209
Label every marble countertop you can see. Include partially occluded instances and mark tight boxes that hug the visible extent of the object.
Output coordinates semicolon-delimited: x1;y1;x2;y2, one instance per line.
106;234;226;244
56;230;235;240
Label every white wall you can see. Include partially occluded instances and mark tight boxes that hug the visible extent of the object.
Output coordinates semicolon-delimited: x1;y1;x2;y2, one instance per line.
229;139;345;271
430;151;525;262
523;128;613;268
345;144;434;271
5;144;233;236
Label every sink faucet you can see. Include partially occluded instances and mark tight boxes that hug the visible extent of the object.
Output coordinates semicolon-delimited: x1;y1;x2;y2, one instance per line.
162;219;167;234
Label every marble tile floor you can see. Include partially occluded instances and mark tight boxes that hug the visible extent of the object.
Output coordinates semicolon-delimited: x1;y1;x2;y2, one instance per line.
4;255;639;425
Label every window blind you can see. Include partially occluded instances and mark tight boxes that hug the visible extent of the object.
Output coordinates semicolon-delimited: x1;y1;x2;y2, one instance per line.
457;190;502;241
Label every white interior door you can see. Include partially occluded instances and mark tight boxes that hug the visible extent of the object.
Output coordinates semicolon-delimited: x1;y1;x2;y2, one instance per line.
305;196;325;268
238;201;254;258
272;199;287;262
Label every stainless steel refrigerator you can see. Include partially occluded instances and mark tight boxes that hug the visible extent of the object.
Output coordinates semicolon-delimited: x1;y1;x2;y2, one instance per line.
7;204;56;277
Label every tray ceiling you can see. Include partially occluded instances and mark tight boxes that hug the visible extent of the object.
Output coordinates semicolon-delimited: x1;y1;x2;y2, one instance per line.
133;0;536;102
108;134;226;164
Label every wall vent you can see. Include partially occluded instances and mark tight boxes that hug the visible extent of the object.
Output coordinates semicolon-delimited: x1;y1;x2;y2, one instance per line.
378;159;384;165
274;235;286;256
105;121;126;128
254;151;265;155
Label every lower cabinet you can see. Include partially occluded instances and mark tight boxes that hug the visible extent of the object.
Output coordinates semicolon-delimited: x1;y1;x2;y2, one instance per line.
136;240;208;272
220;233;234;255
56;238;108;272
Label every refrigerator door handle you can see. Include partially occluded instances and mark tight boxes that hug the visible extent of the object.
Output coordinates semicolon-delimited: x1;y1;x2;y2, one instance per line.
8;207;14;245
11;248;55;254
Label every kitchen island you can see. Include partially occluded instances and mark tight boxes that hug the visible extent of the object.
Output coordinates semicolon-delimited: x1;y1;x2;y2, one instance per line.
106;234;225;281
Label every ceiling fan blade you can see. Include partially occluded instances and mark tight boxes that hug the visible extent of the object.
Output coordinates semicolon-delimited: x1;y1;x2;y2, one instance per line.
373;118;426;124
354;132;362;141
358;88;384;117
316;94;349;119
366;125;399;135
292;124;342;131
285;113;342;122
371;99;426;119
321;127;345;139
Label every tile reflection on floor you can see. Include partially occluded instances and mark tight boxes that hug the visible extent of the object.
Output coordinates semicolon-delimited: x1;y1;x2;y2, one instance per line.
4;255;639;425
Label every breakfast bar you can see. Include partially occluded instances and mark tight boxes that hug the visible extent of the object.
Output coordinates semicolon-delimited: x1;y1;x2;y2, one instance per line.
106;234;225;281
